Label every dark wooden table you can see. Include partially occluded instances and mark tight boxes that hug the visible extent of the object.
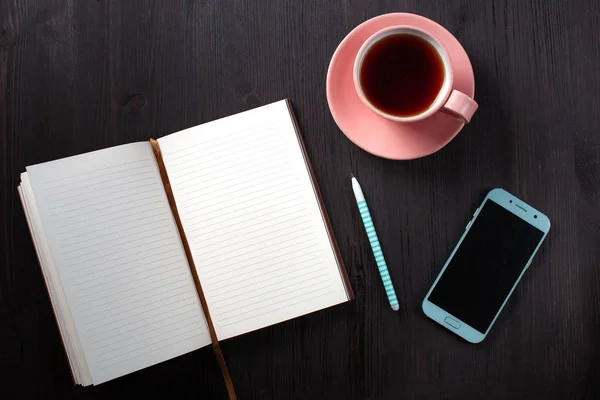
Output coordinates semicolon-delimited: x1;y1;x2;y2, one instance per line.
2;1;600;399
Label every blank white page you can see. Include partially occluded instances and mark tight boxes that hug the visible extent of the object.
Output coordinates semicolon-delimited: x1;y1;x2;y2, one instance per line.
25;143;211;384
158;100;349;340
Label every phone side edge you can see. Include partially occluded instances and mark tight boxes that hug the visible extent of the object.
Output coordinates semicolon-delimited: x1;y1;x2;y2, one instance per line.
421;204;488;343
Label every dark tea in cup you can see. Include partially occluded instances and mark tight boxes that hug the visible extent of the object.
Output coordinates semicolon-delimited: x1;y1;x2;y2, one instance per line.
359;33;445;118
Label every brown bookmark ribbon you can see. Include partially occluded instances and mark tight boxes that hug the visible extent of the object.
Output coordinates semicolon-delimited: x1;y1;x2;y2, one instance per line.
150;139;237;400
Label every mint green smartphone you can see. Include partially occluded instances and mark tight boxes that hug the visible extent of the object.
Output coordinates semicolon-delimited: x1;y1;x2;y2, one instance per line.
422;188;550;343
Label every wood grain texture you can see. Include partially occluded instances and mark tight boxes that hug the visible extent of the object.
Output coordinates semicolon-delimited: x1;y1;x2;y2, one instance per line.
1;0;600;398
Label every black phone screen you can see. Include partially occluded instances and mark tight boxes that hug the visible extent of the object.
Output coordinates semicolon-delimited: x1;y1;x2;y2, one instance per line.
428;200;544;333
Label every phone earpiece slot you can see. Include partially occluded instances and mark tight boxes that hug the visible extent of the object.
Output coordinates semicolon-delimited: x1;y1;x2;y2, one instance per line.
515;204;528;212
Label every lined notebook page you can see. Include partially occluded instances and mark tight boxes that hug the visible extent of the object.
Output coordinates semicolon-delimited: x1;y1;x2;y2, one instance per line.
158;100;349;340
26;143;211;384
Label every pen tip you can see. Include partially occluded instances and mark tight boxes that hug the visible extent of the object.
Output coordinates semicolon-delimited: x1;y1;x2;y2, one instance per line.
392;305;400;311
350;172;354;178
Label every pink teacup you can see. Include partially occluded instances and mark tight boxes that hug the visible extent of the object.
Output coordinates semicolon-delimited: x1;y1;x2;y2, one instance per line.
353;26;478;123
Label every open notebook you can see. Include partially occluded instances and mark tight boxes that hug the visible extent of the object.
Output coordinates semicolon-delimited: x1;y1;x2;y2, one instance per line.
18;100;353;386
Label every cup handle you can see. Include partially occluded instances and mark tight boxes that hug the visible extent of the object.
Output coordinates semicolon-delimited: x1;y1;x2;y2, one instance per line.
441;90;478;123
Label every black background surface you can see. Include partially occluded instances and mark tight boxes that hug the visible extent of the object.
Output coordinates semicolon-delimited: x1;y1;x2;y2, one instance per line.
1;1;600;399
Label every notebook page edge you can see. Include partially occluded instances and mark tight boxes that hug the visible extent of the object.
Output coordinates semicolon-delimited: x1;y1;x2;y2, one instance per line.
157;101;289;143
283;100;354;300
18;174;93;386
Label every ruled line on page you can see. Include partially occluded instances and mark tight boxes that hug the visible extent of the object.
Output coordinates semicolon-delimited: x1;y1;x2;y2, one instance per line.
178;181;303;217
165;128;264;162
47;177;158;203
39;158;152;188
73;259;184;293
97;329;205;365
92;313;204;353
194;226;317;266
178;180;302;216
198;235;317;268
92;312;198;364
52;197;164;227
48;183;161;211
67;252;182;284
191;213;311;245
54;207;169;240
210;268;329;311
218;290;333;327
169;148;289;185
85;301;199;340
169;144;289;187
83;297;199;334
214;283;332;324
79;286;192;323
77;279;191;315
48;187;162;217
169;140;288;183
174;162;294;198
62;231;175;265
203;251;322;287
44;169;156;197
75;271;191;310
79;283;193;323
82;291;194;327
165;126;279;167
59;217;172;249
66;240;178;270
207;255;324;304
78;280;191;320
53;204;167;234
65;243;180;280
75;268;189;302
89;302;200;346
185;200;308;235
69;254;182;287
74;267;188;302
181;189;305;229
171;144;292;186
97;330;206;370
61;224;173;257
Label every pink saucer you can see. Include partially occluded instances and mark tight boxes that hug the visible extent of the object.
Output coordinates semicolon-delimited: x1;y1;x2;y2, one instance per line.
326;13;476;160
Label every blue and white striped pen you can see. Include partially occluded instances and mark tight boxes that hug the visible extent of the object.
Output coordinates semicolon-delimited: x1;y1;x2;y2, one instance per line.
352;175;399;311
